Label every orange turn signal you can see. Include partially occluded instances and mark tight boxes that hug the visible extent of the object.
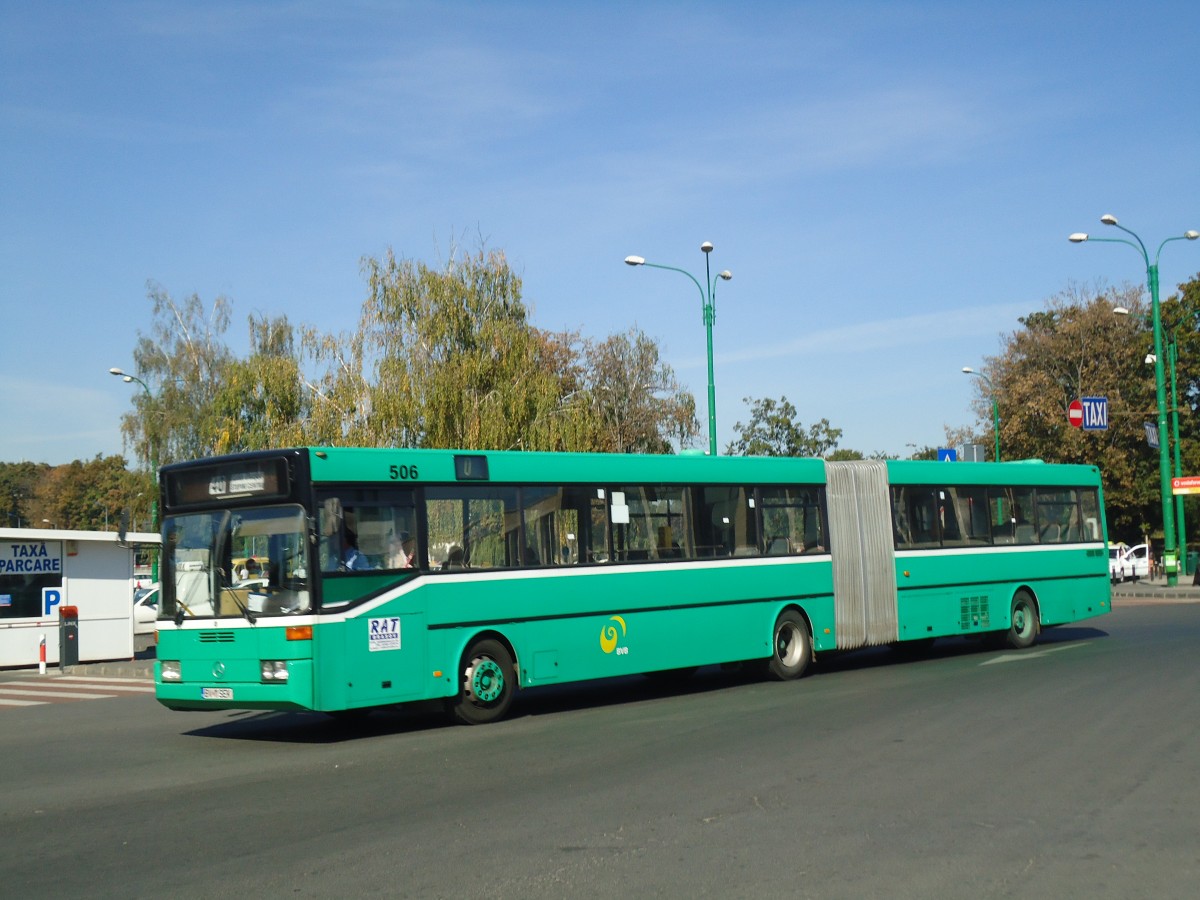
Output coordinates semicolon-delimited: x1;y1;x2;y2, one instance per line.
286;625;313;641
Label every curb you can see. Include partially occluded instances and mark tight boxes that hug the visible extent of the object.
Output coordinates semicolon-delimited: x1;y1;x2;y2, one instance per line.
61;661;154;679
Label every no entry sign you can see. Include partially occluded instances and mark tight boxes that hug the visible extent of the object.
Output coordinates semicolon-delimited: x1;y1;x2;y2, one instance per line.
1068;399;1084;428
1069;397;1108;431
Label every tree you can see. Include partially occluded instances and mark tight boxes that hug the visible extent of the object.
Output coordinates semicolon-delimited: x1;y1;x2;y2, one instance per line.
726;396;842;458
966;279;1200;541
212;314;308;453
0;461;47;528
112;245;700;463
583;327;699;453
122;283;234;466
352;246;565;450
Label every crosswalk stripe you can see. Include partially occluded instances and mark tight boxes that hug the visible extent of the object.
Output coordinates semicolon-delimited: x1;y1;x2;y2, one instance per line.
0;687;117;700
0;698;45;707
55;676;152;685
47;681;154;693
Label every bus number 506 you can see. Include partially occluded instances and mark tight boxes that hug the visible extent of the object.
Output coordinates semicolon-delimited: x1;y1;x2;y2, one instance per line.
389;464;418;480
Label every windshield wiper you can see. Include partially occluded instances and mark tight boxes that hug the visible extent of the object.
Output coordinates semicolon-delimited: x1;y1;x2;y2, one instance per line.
220;584;257;624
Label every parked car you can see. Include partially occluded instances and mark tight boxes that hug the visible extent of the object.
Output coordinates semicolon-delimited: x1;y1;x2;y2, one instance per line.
133;583;160;635
1109;545;1129;583
1124;543;1151;580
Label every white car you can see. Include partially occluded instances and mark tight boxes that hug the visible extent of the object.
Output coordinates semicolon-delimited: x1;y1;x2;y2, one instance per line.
133;584;160;635
1124;543;1151;580
1109;546;1129;583
1109;543;1151;582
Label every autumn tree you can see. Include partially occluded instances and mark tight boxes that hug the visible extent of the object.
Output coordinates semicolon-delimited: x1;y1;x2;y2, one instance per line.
583;327;700;453
0;461;47;528
967;278;1200;541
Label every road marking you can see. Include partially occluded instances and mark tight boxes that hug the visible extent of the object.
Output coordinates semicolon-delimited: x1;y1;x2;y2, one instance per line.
0;676;155;710
0;687;117;700
53;677;154;693
981;643;1088;665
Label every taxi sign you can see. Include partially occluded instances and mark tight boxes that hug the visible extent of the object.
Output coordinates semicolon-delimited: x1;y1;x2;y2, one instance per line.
1081;396;1108;431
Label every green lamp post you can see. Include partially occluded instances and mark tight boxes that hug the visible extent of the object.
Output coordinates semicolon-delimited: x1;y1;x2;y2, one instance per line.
1071;216;1198;585
625;242;731;457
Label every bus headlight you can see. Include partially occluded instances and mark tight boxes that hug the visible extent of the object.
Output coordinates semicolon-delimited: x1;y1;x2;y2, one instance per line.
161;660;182;681
260;660;289;682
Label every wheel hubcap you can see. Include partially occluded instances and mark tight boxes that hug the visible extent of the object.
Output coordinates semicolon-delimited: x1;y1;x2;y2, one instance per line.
1014;603;1034;638
467;658;504;704
777;623;802;666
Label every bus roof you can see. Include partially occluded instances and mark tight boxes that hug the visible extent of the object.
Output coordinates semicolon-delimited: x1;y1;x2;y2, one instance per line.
159;446;1101;489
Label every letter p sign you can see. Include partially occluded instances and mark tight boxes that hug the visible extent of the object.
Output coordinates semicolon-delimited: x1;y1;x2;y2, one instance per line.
43;588;62;617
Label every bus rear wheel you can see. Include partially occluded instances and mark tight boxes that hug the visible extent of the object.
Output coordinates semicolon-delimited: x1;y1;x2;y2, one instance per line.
765;609;811;681
451;638;516;725
1004;591;1040;650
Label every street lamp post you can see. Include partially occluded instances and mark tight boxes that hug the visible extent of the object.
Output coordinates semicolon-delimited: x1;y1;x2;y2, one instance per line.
625;242;731;456
110;366;159;580
1070;216;1199;585
1114;306;1188;573
1168;337;1187;572
961;367;1001;462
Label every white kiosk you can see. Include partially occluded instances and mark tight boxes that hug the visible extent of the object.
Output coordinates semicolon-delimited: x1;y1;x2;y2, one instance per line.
0;527;160;669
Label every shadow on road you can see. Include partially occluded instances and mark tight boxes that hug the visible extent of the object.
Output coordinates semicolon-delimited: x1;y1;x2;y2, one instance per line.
182;624;1110;744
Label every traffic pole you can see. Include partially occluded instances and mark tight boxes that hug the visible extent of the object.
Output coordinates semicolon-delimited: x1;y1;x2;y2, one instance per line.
39;633;46;675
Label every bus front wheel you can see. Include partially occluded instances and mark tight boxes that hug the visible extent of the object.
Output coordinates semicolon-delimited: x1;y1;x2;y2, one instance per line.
1004;591;1040;650
765;610;812;681
451;638;516;725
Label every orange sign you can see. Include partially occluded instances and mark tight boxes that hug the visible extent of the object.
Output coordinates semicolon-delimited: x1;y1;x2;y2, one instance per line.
1171;476;1200;495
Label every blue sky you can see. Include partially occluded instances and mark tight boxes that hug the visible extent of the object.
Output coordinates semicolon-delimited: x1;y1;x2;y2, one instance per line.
2;0;1198;465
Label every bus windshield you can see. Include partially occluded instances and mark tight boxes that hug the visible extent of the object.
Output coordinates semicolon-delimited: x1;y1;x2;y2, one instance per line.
161;505;311;620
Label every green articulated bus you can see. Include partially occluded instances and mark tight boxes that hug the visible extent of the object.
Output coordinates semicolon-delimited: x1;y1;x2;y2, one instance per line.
154;448;1111;724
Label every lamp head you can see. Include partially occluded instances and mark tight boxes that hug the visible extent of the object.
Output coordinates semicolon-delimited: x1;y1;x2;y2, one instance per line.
1068;233;1089;243
961;366;975;374
718;270;732;281
123;376;133;384
1186;231;1199;241
108;367;126;376
1100;214;1118;226
624;255;645;266
700;242;713;254
1113;307;1131;316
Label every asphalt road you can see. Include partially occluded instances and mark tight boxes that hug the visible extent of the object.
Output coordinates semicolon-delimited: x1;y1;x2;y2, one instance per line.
2;603;1198;899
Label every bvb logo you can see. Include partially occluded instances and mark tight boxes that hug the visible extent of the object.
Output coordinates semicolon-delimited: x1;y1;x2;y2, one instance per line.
599;615;627;654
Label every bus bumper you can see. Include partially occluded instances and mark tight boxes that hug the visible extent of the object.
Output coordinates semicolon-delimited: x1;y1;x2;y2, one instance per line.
155;659;315;711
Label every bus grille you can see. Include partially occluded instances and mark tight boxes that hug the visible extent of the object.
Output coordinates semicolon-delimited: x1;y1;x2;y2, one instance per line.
959;596;991;630
199;631;237;643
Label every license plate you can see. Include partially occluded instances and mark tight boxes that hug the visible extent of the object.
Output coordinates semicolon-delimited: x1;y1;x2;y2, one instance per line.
202;688;234;700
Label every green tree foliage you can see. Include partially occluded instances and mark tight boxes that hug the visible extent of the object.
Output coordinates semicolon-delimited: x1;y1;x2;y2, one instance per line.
726;396;842;458
123;283;234;467
108;245;697;464
357;247;563;450
212;314;308;453
968;278;1200;542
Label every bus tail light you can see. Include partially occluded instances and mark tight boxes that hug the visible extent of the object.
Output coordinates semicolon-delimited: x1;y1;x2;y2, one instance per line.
286;625;312;641
261;660;289;682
